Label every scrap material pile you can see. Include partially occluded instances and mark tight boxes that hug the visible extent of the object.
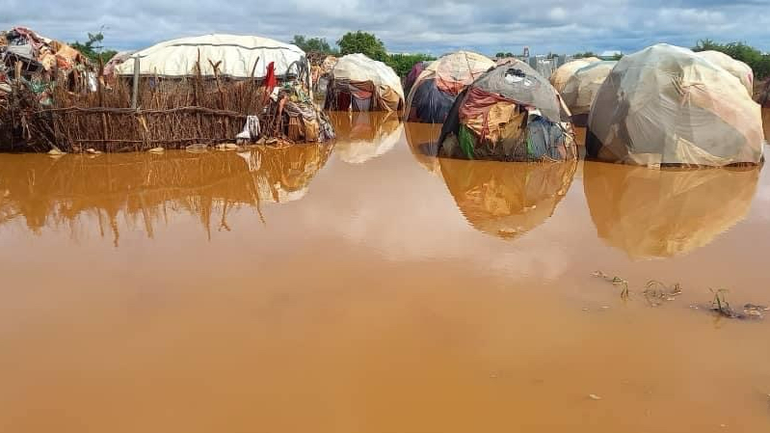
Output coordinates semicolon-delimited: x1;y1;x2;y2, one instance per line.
438;62;576;162
405;51;495;124
587;44;764;167
1;33;333;153
0;27;93;145
324;53;404;112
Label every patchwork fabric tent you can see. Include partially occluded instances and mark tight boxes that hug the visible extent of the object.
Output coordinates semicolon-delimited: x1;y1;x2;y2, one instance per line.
324;53;404;112
332;111;404;163
405;51;495;124
587;44;764;167
438;62;576;162
561;61;616;125
550;57;601;93
584;162;759;259
440;158;577;239
115;34;307;80
696;50;753;96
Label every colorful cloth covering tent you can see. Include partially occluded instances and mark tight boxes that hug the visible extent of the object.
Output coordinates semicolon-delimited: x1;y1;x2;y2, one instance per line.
696;50;753;96
587;44;764;167
405;51;495;124
331;111;404;163
114;34;306;80
323;53;404;112
560;61;616;125
584;162;759;259
440;158;577;240
438;62;576;162
550;57;601;93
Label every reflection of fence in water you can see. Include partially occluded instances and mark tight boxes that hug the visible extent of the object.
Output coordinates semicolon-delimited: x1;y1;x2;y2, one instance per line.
0;144;333;245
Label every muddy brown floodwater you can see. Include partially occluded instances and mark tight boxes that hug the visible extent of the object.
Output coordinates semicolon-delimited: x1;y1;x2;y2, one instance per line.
0;111;769;433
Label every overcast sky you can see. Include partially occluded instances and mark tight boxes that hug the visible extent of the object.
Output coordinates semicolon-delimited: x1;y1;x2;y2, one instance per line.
2;0;769;56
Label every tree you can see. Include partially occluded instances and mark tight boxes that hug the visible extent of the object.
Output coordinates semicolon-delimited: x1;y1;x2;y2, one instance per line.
384;53;436;78
337;31;387;61
693;39;770;80
71;30;117;64
291;35;337;55
574;51;598;59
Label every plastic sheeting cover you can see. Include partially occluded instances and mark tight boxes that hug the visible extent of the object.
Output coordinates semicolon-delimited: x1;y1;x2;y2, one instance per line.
550;57;601;93
332;53;404;100
115;34;305;79
561;61;616;116
587;44;764;167
696;50;754;96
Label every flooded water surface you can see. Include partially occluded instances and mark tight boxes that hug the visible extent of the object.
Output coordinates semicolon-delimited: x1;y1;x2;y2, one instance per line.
1;112;770;432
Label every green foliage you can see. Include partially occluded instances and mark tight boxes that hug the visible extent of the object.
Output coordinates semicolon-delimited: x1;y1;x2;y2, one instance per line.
495;52;514;59
384;53;436;77
337;31;388;61
574;51;598;59
611;53;624;61
71;30;117;65
693;39;770;80
291;35;338;55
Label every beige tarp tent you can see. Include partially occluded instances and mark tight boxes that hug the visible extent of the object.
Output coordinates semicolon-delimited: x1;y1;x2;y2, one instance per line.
584;162;759;259
561;61;616;122
587;44;764;167
696;50;754;96
115;34;306;79
440;158;577;239
550;57;601;93
324;54;405;112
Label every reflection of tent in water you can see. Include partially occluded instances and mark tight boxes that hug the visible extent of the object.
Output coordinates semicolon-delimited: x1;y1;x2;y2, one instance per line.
0;145;332;244
587;44;764;167
324;54;405;112
404;122;442;175
331;112;404;164
584;162;759;259
438;62;576;162
440;158;577;239
405;51;496;123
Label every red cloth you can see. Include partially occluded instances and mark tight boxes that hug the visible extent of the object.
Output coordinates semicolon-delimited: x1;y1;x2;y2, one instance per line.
458;86;513;141
262;61;278;103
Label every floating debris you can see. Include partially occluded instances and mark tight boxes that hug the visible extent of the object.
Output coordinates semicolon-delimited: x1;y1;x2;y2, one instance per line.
592;271;630;300
588;394;602;401
186;143;209;153
643;280;683;307
85;148;102;155
47;147;65;156
148;147;165;154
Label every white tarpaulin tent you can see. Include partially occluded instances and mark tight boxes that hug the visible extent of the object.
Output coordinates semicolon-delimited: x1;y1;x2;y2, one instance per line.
550;57;601;93
587;44;764;167
696;50;754;96
561;61;616;119
332;54;405;100
115;34;305;79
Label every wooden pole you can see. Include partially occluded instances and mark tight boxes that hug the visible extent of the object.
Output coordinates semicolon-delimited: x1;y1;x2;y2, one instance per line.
131;56;140;109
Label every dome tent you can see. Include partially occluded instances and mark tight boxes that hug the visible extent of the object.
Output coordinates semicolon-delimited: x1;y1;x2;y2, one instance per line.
114;34;306;80
584;161;759;259
404;51;495;123
587;44;764;168
696;50;753;96
324;54;404;112
561;61;616;125
440;158;577;240
550;57;601;93
437;62;576;162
